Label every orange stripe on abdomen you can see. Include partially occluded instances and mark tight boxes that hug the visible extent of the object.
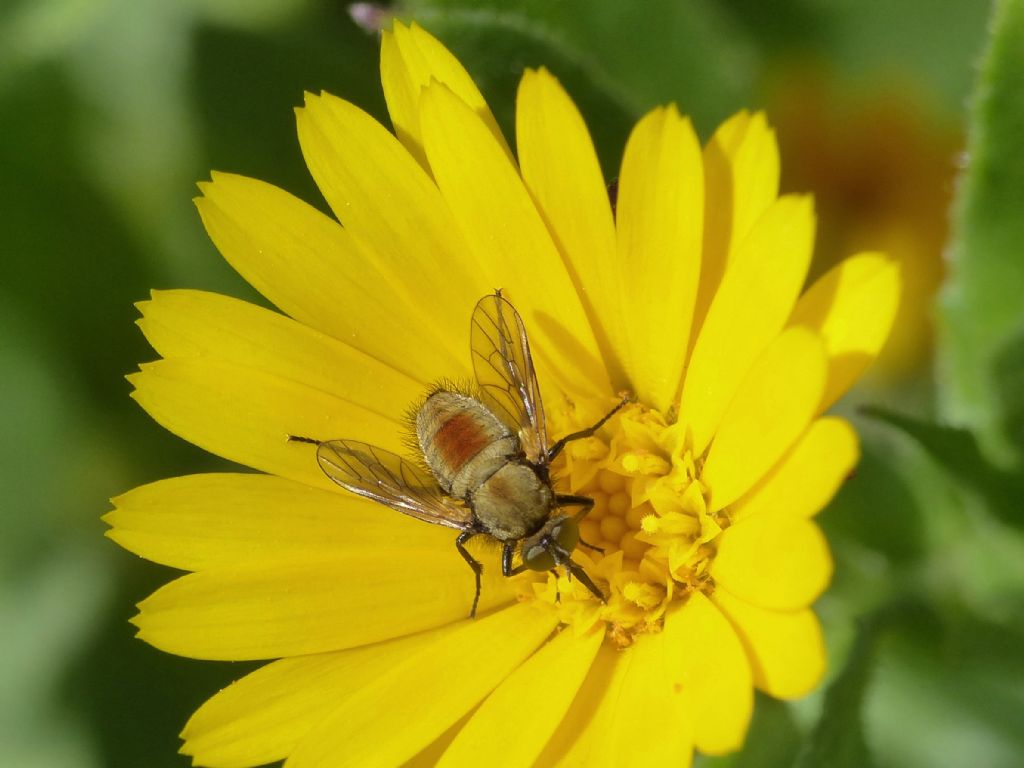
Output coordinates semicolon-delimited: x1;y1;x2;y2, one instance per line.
431;411;492;474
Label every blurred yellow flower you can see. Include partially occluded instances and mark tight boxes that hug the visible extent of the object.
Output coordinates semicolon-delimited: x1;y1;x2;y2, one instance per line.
106;21;900;767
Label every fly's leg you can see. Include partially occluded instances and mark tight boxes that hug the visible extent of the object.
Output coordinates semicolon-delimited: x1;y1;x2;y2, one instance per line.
555;494;594;519
501;542;517;577
577;538;604;553
554;548;604;604
554;494;603;552
550;570;561;604
510;545;603;604
547;394;632;461
567;559;606;603
456;530;483;619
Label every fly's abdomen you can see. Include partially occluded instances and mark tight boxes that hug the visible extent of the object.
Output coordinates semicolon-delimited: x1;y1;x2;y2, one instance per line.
416;391;517;499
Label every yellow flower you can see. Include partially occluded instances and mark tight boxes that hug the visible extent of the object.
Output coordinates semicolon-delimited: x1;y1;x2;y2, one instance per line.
106;21;900;768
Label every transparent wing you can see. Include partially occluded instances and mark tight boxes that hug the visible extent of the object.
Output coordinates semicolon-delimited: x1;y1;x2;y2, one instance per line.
470;291;548;462
316;439;474;529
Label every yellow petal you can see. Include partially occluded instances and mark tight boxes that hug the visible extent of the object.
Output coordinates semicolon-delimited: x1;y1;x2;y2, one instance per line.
682;195;815;455
106;473;452;571
551;637;693;767
615;105;704;411
295;92;495;373
404;716;471;768
702;328;827;511
662;592;753;755
516;67;627;388
137;289;421;419
196;172;464;382
693;111;780;341
129;358;403;492
285;602;557;768
719;112;781;256
379;29;425;169
418;80;611;403
533;642;614;766
181;626;454;768
731;417;859;521
788;252;901;411
438;628;602;767
380;21;511;168
712;589;826;699
133;550;519;661
712;514;833;609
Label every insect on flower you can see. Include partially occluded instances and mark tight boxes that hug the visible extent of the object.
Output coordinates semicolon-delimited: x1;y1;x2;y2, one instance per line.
290;291;629;617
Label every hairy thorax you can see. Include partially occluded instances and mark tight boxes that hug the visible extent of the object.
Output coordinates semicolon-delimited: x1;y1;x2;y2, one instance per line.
471;462;553;541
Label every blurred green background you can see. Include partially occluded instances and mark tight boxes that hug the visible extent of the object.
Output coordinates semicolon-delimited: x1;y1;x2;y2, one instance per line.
2;0;1022;766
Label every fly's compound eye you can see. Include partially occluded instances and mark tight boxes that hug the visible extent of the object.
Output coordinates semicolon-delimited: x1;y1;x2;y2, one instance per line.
552;517;580;553
523;544;556;572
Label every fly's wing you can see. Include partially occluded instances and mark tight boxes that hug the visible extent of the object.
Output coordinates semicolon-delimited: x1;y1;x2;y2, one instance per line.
316;439;474;529
470;292;548;463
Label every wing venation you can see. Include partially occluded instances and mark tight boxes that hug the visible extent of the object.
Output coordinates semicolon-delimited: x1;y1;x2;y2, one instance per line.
316;439;474;529
470;292;548;462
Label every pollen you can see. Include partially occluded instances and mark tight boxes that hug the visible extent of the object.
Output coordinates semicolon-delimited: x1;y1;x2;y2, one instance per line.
532;400;727;647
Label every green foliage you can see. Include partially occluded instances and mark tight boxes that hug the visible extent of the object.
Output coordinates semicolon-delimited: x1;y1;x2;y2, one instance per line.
866;605;1024;768
940;0;1024;465
793;616;880;768
863;406;1024;531
993;323;1024;457
822;435;927;567
698;695;801;768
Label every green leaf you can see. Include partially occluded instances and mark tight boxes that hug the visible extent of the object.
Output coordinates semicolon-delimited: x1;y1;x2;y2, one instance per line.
401;0;760;165
792;615;882;768
938;0;1024;465
865;605;1024;768
993;321;1024;457
862;406;1024;530
822;436;926;568
697;695;801;768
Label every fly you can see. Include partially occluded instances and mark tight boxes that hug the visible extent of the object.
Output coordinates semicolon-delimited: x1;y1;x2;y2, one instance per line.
290;291;628;617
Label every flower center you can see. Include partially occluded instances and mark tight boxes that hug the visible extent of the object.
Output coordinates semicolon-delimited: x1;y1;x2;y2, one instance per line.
527;399;727;647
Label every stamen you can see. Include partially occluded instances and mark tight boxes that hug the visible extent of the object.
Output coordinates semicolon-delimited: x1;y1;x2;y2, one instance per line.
530;400;725;645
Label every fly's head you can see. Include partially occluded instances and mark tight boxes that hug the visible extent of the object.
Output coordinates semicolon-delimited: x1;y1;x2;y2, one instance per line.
519;514;580;572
